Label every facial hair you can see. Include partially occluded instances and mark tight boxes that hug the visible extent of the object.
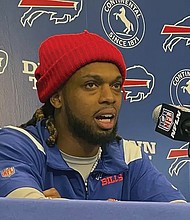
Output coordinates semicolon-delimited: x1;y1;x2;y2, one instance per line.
64;101;118;146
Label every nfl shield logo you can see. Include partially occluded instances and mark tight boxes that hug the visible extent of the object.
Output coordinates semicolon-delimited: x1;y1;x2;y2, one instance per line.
158;108;174;131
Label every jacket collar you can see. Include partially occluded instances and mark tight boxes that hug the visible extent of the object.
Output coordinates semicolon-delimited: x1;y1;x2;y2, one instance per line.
46;139;129;174
96;139;129;174
34;122;128;173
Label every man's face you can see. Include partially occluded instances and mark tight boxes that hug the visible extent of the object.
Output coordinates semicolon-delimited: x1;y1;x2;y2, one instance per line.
61;62;123;145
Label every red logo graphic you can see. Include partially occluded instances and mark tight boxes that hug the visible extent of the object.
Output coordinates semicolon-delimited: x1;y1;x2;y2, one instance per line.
19;0;77;7
167;143;190;176
167;148;188;159
18;0;83;27
162;25;190;34
161;15;190;52
1;167;15;177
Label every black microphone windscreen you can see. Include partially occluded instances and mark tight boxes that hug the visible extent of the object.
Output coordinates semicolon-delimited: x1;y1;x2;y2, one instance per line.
153;103;190;141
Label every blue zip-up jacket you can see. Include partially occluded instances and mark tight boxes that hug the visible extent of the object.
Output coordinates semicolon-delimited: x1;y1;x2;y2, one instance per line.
0;123;186;201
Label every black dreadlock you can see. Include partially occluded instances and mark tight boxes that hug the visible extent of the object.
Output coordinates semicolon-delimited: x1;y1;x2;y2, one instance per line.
19;100;57;147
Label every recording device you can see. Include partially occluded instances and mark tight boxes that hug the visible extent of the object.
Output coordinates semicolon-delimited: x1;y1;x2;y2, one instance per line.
152;103;190;142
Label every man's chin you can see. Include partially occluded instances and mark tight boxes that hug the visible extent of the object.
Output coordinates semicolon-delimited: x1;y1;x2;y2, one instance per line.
95;128;114;137
90;130;117;145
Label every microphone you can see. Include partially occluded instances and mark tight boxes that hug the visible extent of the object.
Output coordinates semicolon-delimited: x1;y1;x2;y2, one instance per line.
152;103;190;142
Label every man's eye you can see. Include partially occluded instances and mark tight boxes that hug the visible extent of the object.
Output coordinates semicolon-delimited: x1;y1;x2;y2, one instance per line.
85;82;97;89
112;82;122;90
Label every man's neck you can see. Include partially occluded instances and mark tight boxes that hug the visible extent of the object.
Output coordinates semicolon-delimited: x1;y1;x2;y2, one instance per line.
56;133;100;157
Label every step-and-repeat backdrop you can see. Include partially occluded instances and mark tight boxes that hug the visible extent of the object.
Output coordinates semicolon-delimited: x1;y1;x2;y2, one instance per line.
1;0;190;201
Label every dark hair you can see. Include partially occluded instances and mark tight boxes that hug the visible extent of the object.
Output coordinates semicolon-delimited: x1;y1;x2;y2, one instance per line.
19;100;57;146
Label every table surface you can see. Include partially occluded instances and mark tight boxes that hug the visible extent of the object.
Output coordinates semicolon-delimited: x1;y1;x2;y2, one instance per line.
0;198;189;220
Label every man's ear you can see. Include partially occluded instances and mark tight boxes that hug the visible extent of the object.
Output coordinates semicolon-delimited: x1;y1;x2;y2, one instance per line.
50;92;63;109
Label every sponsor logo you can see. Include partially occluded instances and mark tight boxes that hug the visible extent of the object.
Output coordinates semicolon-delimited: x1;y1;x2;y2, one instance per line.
161;15;190;52
167;143;190;176
101;0;145;48
1;167;15;177
169;69;190;107
157;108;174;132
22;60;38;89
123;65;155;102
18;0;83;27
170;110;181;139
0;50;8;74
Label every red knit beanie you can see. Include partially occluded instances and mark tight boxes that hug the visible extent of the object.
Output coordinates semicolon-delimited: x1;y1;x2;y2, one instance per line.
35;30;126;103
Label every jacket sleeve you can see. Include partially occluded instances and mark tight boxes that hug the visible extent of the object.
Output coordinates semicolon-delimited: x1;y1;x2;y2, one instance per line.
0;127;45;197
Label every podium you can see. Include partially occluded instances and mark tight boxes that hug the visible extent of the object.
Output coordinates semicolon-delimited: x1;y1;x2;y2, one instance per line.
0;198;189;220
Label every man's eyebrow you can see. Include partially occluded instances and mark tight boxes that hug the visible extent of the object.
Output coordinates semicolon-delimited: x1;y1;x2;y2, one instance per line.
114;75;123;81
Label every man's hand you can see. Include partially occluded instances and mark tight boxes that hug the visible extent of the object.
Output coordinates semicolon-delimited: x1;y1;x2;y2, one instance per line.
43;187;61;199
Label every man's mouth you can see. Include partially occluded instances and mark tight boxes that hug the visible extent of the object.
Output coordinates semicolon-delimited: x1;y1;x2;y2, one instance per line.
94;110;116;130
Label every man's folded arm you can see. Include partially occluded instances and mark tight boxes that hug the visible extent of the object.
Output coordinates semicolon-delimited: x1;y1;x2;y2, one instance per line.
6;187;46;199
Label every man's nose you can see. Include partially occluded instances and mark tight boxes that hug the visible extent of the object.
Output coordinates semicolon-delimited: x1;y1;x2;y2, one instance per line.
98;84;116;104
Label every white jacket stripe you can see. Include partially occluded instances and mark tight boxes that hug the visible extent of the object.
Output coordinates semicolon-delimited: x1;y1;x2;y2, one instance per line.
5;125;46;155
123;139;142;165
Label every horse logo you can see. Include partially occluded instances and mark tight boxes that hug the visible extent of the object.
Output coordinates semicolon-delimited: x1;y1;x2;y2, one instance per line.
101;0;145;49
181;80;190;94
113;7;134;35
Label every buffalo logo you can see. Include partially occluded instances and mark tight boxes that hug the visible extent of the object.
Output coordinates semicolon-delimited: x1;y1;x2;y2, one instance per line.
123;65;155;102
101;0;145;48
170;69;190;107
0;50;8;74
18;0;83;27
158;108;174;132
167;143;190;176
161;15;190;52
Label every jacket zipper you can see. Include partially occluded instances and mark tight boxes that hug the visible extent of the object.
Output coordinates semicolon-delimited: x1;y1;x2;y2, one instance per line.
84;180;88;199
